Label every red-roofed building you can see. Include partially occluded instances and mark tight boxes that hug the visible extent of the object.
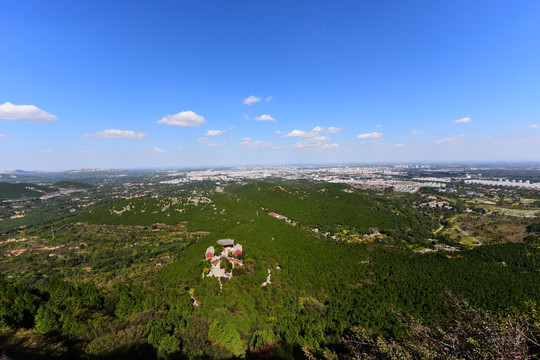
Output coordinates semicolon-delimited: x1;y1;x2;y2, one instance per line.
232;244;243;256
205;246;214;259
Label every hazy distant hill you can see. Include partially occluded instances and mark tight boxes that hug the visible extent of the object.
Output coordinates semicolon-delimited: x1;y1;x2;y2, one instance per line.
67;168;127;174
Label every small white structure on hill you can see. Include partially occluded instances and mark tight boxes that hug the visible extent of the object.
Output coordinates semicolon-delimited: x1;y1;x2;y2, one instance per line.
217;238;235;248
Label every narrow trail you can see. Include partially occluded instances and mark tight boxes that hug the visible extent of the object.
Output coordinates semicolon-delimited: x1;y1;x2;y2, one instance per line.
433;216;444;234
261;268;271;287
434;224;444;234
435;216;482;245
455;225;483;245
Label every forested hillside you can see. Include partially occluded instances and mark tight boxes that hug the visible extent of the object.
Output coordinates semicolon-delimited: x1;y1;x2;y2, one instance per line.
0;181;90;201
1;182;539;359
0;182;51;200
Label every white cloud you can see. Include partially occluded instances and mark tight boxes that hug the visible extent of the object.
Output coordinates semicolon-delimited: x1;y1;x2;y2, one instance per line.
518;124;539;129
196;137;225;147
36;149;52;153
152;147;166;153
411;130;423;135
453;117;471;124
356;131;383;139
0;102;57;123
243;95;261;105
294;136;331;149
285;127;341;138
283;126;342;149
255;114;276;122
434;134;466;144
327;126;342;134
275;130;283;135
309;125;342;134
0;134;5;139
205;129;226;136
265;96;273;102
375;124;382;128
237;137;277;149
229;125;236;130
501;136;540;147
243;114;249;121
85;129;147;140
391;144;406;148
282;126;341;149
434;137;455;144
321;143;341;150
284;129;315;138
157;111;206;127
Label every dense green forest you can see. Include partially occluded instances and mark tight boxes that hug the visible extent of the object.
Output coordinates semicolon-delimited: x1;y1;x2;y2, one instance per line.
1;182;539;359
0;181;91;201
0;182;51;200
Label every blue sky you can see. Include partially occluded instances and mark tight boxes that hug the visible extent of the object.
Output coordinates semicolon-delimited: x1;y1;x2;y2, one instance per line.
1;0;539;171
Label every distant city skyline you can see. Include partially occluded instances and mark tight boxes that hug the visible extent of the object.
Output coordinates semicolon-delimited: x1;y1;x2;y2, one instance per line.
1;1;539;171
